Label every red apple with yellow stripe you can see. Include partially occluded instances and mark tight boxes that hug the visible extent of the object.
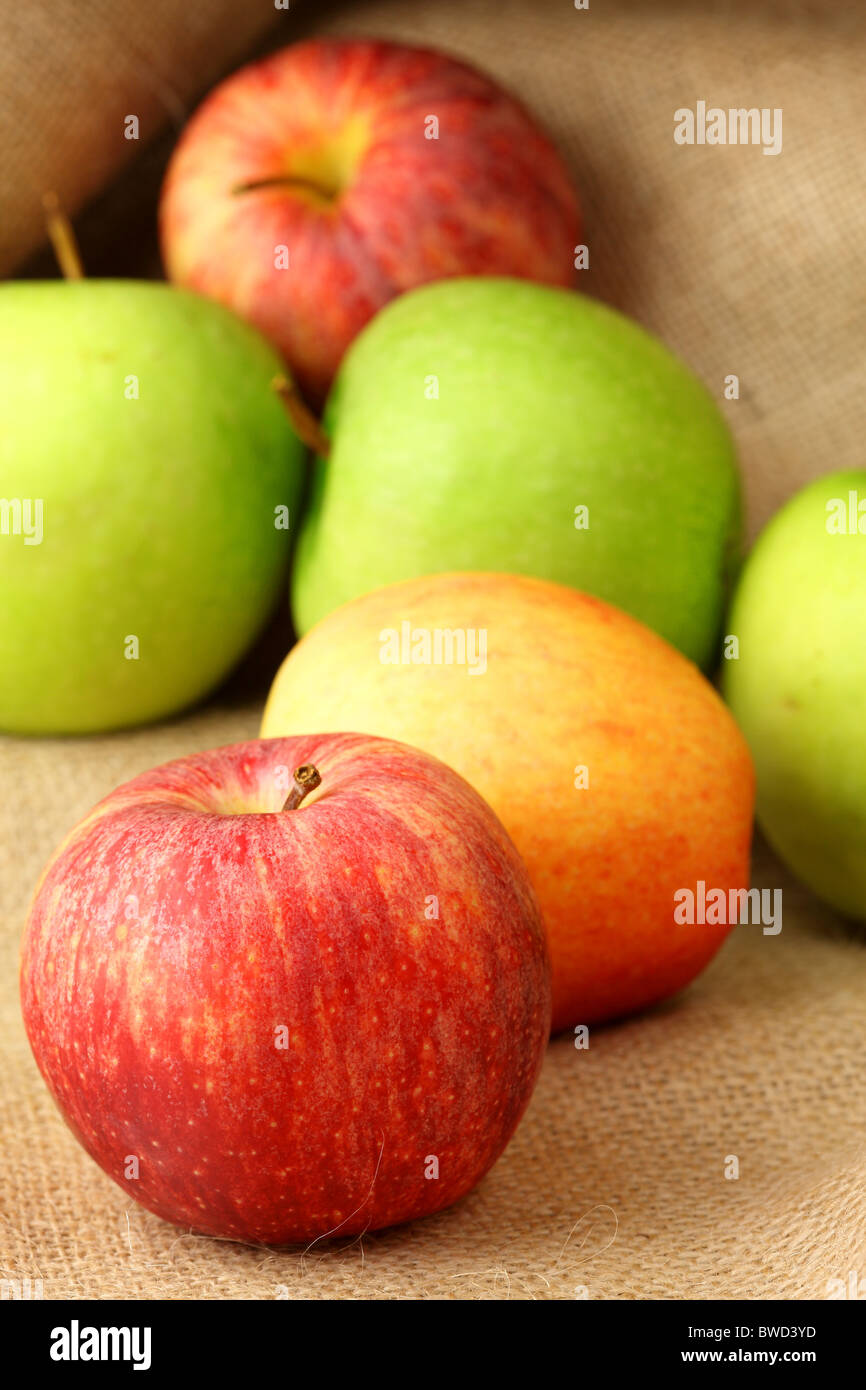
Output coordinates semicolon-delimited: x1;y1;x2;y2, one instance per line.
20;734;549;1244
159;38;580;404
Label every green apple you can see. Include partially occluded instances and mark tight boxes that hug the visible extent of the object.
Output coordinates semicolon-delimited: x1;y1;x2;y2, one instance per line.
292;277;741;666
724;469;866;918
0;281;305;734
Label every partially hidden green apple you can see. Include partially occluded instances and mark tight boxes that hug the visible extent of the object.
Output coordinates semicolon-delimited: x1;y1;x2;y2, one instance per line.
0;281;305;734
292;277;741;667
724;469;866;919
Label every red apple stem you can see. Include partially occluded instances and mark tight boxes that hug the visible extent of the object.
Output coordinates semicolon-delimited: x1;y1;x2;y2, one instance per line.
282;764;322;811
42;191;84;280
272;375;332;457
232;174;335;200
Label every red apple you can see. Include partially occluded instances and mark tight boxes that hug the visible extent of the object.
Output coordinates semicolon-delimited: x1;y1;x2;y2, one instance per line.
20;734;550;1244
159;38;580;404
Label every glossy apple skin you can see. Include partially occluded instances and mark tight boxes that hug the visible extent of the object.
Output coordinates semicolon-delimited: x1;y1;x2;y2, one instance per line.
20;734;550;1244
262;575;755;1031
724;470;866;918
0;281;305;735
159;38;580;404
292;277;741;668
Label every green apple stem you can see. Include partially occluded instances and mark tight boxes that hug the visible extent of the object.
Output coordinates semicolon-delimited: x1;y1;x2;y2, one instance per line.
282;764;322;811
272;375;332;457
42;192;84;280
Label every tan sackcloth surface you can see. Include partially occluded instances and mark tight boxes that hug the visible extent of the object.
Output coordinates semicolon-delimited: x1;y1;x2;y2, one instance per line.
0;0;286;276
1;0;865;1299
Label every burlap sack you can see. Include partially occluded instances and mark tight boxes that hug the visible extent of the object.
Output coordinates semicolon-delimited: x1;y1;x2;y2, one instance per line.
1;0;864;1300
0;0;287;276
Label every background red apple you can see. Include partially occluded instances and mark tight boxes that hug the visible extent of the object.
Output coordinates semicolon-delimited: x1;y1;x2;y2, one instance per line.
20;734;550;1245
159;38;580;404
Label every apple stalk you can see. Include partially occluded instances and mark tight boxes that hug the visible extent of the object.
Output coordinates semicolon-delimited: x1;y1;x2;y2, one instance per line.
282;763;322;811
42;192;84;280
272;375;332;457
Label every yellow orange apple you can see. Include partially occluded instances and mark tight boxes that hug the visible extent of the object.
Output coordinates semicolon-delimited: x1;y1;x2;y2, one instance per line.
262;573;754;1031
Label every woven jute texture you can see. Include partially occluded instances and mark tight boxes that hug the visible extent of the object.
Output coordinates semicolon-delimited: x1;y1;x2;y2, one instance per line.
0;1;281;277
2;0;865;1300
